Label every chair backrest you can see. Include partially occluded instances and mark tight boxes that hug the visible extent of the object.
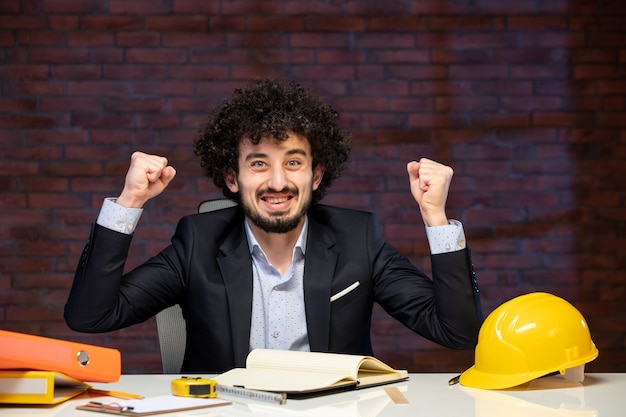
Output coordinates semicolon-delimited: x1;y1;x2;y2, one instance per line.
156;198;237;374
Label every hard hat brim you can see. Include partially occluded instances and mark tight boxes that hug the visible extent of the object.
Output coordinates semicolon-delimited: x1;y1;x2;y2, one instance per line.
459;345;599;390
459;365;548;390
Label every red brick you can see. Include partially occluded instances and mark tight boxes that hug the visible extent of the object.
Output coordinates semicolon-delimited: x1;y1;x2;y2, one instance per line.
109;0;170;14
67;32;115;46
43;0;105;14
368;16;427;31
289;33;350;48
103;64;167;79
436;96;498;112
0;114;63;129
2;145;62;160
500;96;561;111
0;98;38;112
0;15;47;29
50;65;101;79
575;64;626;79
0;32;16;46
92;48;123;63
146;16;210;31
317;49;365;65
133;81;195;95
348;81;409;96
450;64;509;79
475;0;540;14
71;112;134;128
461;33;520;48
19;176;68;192
2;81;65;95
248;16;304;32
27;48;91;64
165;32;225;47
174;0;219;14
116;32;160;47
533;112;595;126
24;129;88;145
411;1;474;14
80;16;144;30
6;306;61;322
67;81;131;96
40;97;100;112
220;0;281;14
18;31;64;46
306;16;366;32
0;0;19;13
432;49;491;64
125;48;188;64
507;16;568;30
429;16;497;30
136;114;181;129
208;16;246;31
252;49;315;64
49;16;79;30
40;161;103;176
293;65;356;79
104;97;165;112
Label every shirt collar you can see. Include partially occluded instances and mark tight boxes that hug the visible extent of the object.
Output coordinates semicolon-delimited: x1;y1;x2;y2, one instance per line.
244;216;308;256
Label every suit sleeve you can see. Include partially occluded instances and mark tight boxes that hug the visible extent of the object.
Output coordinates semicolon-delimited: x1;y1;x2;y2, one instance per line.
64;220;188;333
370;215;482;350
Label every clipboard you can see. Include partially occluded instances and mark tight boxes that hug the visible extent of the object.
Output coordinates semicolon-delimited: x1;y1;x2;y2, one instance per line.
76;395;231;416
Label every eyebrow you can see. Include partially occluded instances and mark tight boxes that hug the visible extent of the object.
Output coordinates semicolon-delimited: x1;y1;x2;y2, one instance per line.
244;148;308;162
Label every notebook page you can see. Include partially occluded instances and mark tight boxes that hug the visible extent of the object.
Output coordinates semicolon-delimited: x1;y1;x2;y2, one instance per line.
246;349;366;378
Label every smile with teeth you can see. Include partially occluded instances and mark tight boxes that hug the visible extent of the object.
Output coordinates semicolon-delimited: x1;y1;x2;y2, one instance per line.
263;196;292;204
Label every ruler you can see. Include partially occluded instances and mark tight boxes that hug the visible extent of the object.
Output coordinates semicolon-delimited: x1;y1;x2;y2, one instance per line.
216;384;287;405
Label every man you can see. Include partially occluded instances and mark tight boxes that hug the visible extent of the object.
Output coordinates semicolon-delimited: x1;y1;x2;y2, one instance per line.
65;78;482;373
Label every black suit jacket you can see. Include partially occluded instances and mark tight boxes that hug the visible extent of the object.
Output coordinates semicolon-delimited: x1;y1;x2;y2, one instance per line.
65;204;482;373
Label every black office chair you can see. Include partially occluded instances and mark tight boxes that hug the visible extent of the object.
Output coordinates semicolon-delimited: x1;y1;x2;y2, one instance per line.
155;198;237;374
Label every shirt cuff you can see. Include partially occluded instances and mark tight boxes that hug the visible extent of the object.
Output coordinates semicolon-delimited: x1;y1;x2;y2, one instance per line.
425;219;466;254
96;198;143;235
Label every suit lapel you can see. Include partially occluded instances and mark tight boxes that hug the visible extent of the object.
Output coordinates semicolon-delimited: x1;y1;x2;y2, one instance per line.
303;216;338;352
216;221;253;368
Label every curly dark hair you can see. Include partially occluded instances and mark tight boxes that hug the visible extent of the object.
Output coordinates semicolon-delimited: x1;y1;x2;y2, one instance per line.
193;78;352;203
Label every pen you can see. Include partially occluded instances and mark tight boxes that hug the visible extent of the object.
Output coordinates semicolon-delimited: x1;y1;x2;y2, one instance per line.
448;375;461;386
89;388;145;399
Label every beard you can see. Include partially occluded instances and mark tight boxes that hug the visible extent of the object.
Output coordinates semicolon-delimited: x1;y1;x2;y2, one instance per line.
241;188;311;234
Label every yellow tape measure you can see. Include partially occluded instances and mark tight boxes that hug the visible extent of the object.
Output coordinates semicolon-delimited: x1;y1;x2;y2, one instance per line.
171;376;217;398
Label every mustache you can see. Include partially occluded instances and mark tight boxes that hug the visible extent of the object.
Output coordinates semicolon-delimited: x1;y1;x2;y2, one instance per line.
256;187;299;198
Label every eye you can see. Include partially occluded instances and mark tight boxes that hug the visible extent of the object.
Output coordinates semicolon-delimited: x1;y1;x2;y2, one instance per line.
249;160;268;171
286;159;302;168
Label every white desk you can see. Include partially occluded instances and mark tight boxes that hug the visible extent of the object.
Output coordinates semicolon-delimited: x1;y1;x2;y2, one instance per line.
3;373;625;417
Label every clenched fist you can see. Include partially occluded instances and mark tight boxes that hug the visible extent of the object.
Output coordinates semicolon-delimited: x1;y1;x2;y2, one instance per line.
116;152;177;208
407;158;452;227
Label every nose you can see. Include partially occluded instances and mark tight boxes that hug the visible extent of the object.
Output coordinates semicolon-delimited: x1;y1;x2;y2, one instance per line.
267;165;288;191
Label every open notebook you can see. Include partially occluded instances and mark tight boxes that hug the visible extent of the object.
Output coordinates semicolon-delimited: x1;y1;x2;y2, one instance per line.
214;349;408;395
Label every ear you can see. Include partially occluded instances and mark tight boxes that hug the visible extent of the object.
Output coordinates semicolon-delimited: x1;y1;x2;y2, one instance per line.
224;168;239;193
312;164;325;191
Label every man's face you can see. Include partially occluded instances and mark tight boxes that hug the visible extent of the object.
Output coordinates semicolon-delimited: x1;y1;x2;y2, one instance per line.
225;132;324;234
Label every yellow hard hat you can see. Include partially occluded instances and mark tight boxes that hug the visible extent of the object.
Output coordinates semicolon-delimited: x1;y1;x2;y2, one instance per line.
460;292;598;389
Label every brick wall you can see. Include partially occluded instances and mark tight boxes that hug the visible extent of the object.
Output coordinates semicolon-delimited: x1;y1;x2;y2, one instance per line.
1;0;624;374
